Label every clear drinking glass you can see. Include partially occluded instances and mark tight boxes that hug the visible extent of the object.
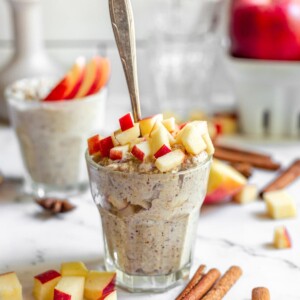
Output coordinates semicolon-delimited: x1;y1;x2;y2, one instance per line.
86;152;211;292
6;78;107;197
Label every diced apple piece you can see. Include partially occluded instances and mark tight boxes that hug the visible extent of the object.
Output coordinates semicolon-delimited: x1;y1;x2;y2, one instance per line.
180;124;207;155
109;145;129;160
233;184;258;204
162;117;176;132
150;126;170;155
99;136;114;157
202;132;215;155
119;112;134;131
151;121;176;145
33;270;61;300
88;134;101;155
129;137;145;150
115;123;140;145
44;57;86;101
0;272;22;300
54;276;84;300
101;290;117;300
154;144;172;159
61;262;88;278
139;114;163;136
84;271;116;300
263;190;297;219
204;159;247;204
131;141;151;161
155;149;185;172
274;226;292;249
111;133;120;147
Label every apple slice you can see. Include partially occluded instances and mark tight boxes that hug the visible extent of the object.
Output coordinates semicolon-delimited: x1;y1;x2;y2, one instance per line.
263;190;297;219
75;56;102;98
99;136;115;157
150;126;170;155
131;140;151;161
155;149;185;172
87;58;111;96
33;270;61;300
0;272;22;300
274;226;292;249
61;262;88;278
54;276;84;300
151;121;176;145
101;290;117;300
84;271;116;300
139;114;163;136
44;57;86;101
202;132;215;155
87;134;101;155
180;123;207;155
154;144;172;159
119;112;134;131
109;145;129;160
204;159;246;204
162;117;176;132
115;123;140;145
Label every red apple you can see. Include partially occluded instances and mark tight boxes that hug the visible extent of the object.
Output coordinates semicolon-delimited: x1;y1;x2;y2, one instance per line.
131;141;151;161
154;144;172;159
99;136;114;158
119;112;134;131
230;0;300;60
109;145;129;160
87;134;101;155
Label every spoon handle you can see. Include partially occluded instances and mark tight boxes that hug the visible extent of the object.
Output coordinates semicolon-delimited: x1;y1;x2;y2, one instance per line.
109;0;142;122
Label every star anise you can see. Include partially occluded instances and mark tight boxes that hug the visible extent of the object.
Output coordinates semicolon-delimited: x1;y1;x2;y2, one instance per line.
35;198;76;214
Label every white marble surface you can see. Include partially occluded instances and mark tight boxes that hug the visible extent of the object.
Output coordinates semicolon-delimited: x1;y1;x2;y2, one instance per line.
1;117;300;299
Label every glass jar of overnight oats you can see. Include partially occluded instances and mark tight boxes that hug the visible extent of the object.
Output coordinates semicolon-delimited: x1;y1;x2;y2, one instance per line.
86;151;211;292
6;78;107;197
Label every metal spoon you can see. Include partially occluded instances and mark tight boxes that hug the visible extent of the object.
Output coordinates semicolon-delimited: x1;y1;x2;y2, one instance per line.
109;0;142;122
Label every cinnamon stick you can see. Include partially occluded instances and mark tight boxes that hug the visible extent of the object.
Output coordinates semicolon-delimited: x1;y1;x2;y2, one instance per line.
215;144;271;161
260;159;300;197
201;266;243;300
182;268;221;300
230;162;253;178
176;265;206;300
252;287;270;300
214;148;280;171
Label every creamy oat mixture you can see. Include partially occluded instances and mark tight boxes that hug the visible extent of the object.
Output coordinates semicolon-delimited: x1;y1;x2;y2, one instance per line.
7;78;106;188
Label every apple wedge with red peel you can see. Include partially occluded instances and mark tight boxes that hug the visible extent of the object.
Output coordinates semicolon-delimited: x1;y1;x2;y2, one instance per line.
109;145;129;160
75;56;102;98
0;272;22;300
87;58;111;96
84;271;116;300
139;114;163;136
154;144;172;159
88;134;101;155
162;117;176;132
204;159;246;204
155;149;185;172
180;123;207;155
115;123;140;145
33;270;61;300
61;262;88;277
150;126;170;155
274;226;292;249
131;140;151;161
99;136;114;158
54;276;84;300
44;57;86;101
119;112;134;131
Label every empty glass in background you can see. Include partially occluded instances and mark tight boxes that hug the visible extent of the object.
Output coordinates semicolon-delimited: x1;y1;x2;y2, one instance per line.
148;0;221;119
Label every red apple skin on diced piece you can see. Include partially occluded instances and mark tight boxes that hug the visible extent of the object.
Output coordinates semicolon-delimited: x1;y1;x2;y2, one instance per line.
154;144;172;159
44;57;86;101
99;136;114;157
53;290;71;300
109;145;129;161
88;134;101;155
131;141;151;161
35;270;61;284
119;113;134;131
100;290;117;300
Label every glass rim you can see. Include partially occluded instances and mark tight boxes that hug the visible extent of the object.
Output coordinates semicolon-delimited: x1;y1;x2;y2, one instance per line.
85;149;212;177
5;77;107;108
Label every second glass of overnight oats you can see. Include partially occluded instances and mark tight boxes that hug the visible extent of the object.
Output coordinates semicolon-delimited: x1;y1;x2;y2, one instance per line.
6;56;110;197
86;113;213;292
